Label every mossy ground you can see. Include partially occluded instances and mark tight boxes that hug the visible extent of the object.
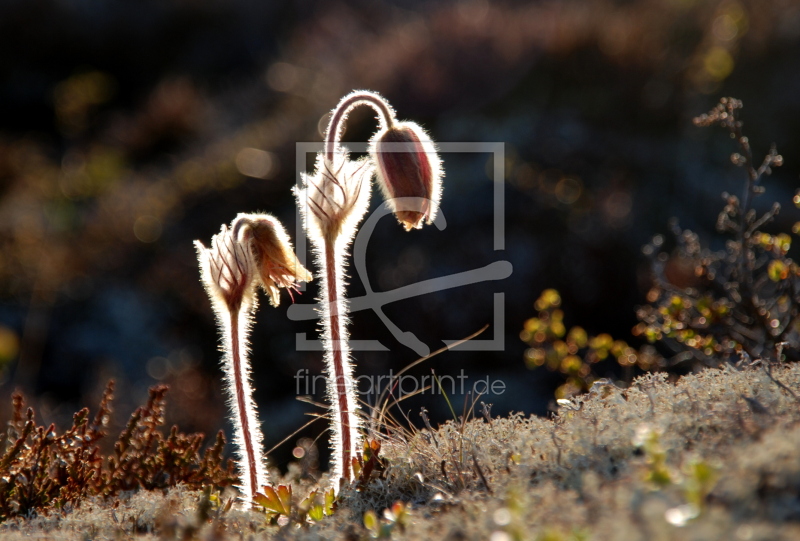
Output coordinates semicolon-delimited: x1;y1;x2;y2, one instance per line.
4;362;800;540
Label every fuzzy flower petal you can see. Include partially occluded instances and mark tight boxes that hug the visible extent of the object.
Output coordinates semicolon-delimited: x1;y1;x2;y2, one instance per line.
232;213;312;306
296;151;374;244
370;121;443;230
194;223;255;311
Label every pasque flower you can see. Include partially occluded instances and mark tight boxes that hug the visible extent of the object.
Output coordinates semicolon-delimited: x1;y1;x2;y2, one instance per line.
370;121;442;230
298;153;374;244
295;150;373;485
324;90;443;231
195;213;310;504
195;92;441;497
233;213;313;306
297;90;443;488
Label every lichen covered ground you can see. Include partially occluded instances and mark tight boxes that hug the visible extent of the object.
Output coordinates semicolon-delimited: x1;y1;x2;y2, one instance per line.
4;362;800;540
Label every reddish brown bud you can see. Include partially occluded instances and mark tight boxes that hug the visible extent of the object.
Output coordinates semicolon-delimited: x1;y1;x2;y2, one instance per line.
371;121;442;231
232;213;312;307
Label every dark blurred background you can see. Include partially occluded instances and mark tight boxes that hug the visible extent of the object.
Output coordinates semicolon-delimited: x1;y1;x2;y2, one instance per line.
1;0;799;472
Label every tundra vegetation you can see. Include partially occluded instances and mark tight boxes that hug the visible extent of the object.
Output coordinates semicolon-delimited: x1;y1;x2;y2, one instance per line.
2;98;800;541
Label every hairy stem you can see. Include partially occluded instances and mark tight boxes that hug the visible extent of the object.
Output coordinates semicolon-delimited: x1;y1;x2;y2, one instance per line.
322;234;356;481
325;92;395;163
224;301;267;502
230;309;257;497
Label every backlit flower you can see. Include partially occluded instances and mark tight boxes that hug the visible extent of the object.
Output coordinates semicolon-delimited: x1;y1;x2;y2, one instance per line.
370;121;442;230
195;223;255;311
232;213;312;306
296;152;374;244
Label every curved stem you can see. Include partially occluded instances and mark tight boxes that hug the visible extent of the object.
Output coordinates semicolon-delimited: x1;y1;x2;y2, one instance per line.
325;91;396;163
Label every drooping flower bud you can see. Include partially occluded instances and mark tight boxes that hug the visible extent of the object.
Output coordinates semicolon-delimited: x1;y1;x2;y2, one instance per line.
370;121;442;231
232;213;312;306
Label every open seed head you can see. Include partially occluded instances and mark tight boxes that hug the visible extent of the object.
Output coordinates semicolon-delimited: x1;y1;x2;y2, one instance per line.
194;224;255;311
232;213;312;306
370;121;442;231
297;151;374;243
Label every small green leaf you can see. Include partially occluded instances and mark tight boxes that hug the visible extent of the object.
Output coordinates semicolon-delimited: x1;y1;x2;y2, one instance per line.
308;505;324;522
364;510;379;533
277;484;292;513
254;485;291;516
324;488;336;515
